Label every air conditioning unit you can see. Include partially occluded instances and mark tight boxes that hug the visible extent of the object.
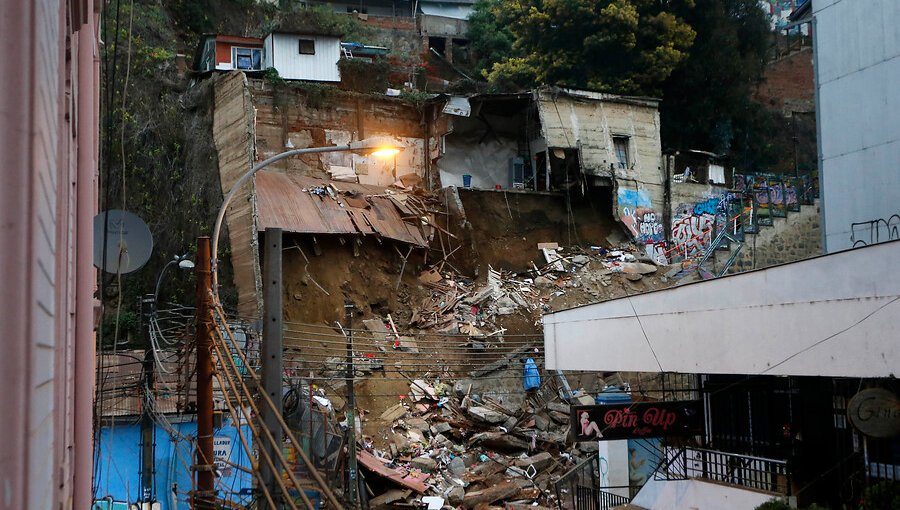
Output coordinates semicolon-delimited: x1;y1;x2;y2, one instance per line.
509;157;525;189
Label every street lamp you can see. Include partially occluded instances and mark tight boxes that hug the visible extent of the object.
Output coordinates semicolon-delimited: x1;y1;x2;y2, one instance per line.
209;136;404;299
154;253;195;308
141;253;194;505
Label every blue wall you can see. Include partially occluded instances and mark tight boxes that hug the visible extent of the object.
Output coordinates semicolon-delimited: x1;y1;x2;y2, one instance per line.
94;418;253;510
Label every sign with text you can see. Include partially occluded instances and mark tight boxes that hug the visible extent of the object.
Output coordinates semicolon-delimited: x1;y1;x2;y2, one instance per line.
847;388;900;438
571;401;703;441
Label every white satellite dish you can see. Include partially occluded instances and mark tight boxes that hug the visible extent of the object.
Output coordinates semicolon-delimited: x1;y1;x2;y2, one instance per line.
93;209;154;274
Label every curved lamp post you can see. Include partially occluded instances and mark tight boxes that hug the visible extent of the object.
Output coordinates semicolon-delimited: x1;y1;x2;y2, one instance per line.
209;137;402;300
154;253;195;308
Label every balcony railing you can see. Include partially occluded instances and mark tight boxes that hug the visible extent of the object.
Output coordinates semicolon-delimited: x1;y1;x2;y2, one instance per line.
659;446;791;495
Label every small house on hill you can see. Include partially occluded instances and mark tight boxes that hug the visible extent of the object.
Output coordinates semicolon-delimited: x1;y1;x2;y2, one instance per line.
195;34;264;72
263;31;342;82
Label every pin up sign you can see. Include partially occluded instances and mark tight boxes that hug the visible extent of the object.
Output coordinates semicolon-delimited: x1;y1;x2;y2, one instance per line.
571;401;703;442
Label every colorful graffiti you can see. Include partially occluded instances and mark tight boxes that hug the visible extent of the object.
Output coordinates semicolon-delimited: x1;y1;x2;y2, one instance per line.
671;213;716;258
617;188;664;243
669;192;756;261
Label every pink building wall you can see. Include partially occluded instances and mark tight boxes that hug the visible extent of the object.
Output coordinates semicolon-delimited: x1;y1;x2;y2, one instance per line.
0;1;100;509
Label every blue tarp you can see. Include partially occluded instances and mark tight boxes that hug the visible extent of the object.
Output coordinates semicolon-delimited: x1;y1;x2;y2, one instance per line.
523;358;541;391
93;418;253;510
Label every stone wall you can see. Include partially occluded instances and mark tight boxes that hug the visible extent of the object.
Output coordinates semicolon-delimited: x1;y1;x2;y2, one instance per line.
726;200;822;273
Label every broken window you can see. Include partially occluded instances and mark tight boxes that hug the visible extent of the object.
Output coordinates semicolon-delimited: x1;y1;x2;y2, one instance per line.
298;39;316;55
613;136;630;170
232;47;262;70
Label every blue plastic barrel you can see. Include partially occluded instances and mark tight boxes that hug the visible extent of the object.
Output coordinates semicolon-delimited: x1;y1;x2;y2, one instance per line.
462;174;472;187
595;386;632;405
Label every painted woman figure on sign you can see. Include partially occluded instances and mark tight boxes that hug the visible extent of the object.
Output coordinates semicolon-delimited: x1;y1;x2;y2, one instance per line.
580;411;603;438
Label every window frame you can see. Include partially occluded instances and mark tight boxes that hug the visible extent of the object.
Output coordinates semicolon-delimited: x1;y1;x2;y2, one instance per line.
612;135;631;170
298;38;316;55
231;46;262;70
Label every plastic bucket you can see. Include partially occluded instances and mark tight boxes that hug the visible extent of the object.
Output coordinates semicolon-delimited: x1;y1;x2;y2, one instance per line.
462;174;472;187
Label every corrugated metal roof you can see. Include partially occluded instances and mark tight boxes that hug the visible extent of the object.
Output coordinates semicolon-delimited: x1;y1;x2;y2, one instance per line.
255;172;428;246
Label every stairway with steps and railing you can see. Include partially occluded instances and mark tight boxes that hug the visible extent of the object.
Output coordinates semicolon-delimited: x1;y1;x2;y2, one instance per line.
666;174;820;280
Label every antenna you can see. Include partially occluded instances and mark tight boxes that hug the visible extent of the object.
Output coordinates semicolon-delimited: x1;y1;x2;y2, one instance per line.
92;209;154;274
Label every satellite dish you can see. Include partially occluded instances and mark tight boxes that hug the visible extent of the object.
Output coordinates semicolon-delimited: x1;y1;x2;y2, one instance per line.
93;209;154;274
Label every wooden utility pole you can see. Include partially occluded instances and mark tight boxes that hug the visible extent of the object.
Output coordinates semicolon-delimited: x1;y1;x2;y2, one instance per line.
261;228;284;510
194;237;215;510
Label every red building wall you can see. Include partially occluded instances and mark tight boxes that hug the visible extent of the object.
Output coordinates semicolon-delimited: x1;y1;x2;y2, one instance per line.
0;1;99;510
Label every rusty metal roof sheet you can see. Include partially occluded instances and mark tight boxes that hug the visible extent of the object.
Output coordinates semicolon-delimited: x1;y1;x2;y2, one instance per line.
255;172;427;246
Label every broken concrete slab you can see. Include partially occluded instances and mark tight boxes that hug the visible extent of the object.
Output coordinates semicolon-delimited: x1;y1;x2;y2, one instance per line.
448;456;467;476
626;273;643;282
362;319;391;342
431;422;452;435
467;407;509;424
533;413;550;431
462;480;520;508
447;486;465;506
381;403;408;422
369;489;412;508
513;452;553;472
469;432;530;451
546;402;570;415
410;456;437;472
397;336;419;353
620;262;658;274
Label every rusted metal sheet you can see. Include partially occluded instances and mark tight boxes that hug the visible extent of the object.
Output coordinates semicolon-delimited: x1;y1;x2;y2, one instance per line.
255;171;427;246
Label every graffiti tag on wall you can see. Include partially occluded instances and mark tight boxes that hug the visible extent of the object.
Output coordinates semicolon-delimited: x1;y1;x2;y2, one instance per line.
850;215;900;247
618;188;664;243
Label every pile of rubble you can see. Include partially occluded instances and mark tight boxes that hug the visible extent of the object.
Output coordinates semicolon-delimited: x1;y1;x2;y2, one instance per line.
350;374;600;510
405;240;672;339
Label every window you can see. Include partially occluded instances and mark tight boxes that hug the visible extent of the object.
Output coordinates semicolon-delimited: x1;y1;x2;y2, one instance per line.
232;47;262;70
613;136;630;170
298;39;316;55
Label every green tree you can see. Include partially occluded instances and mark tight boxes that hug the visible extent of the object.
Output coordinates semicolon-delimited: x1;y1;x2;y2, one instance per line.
659;0;773;164
468;0;695;95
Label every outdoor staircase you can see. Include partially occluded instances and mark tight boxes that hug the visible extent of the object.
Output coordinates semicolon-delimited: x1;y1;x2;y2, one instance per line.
683;190;820;281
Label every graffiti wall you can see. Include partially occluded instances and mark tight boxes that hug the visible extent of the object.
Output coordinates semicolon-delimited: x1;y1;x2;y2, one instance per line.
617;188;667;264
617;188;664;243
669;192;754;262
850;214;900;247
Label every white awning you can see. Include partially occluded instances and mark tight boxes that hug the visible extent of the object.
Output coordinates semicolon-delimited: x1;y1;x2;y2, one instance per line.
543;240;900;377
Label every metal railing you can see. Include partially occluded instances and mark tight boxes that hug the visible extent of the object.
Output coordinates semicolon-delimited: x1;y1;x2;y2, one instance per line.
660;447;791;495
554;454;642;510
555;454;600;510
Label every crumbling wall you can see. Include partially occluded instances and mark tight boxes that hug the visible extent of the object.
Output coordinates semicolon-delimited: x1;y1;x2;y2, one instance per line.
213;72;263;318
535;89;665;261
729;200;822;272
248;78;448;187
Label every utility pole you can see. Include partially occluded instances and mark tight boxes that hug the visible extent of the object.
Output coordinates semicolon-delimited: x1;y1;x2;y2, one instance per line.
261;228;284;510
345;301;358;509
194;237;215;510
140;295;156;505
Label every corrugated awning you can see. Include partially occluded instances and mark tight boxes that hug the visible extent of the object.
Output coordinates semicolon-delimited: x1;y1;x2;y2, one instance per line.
255;172;428;247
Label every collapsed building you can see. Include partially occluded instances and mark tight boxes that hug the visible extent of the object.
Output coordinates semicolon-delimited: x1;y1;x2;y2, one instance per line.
196;57;826;509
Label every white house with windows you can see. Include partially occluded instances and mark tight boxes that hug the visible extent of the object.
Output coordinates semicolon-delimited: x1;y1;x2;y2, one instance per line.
262;31;341;82
195;32;342;82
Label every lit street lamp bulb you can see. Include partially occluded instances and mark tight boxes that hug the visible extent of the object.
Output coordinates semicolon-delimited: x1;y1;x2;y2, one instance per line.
369;147;401;158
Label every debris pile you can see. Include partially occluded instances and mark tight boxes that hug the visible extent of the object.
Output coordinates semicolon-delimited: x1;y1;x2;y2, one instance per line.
344;373;602;509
